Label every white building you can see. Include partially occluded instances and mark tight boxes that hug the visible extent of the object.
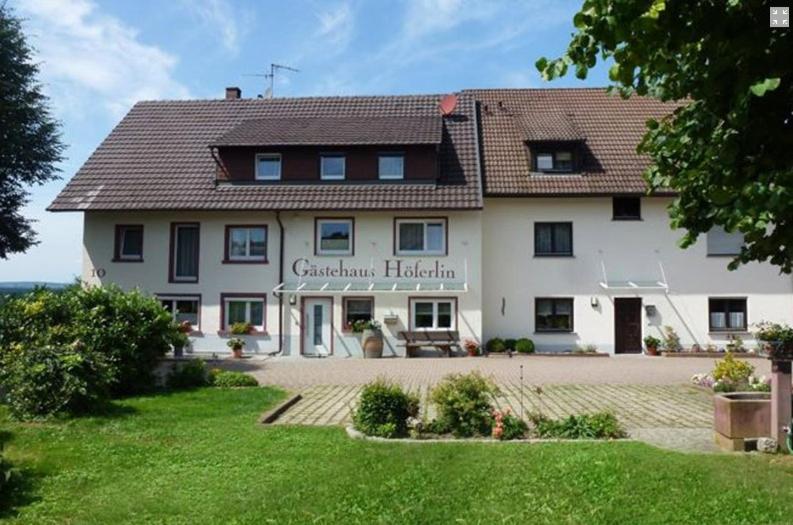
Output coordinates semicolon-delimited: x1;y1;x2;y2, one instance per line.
50;88;793;356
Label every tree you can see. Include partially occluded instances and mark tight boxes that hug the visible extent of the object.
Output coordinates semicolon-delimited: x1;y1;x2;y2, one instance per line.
0;3;63;259
537;1;793;272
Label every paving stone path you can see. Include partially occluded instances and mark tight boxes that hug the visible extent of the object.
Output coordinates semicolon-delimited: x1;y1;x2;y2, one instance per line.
274;383;713;431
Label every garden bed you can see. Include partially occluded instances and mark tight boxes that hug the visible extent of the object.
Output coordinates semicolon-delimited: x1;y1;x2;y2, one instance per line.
345;426;633;443
663;351;763;359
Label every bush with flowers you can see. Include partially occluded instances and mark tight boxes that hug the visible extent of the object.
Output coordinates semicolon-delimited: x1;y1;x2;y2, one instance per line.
690;352;771;393
491;407;528;440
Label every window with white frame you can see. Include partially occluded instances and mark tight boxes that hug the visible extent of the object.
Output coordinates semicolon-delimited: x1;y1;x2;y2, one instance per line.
255;154;281;180
224;296;265;331
410;299;455;330
226;226;267;262
159;296;200;329
396;219;446;255
115;225;143;261
378;154;404;180
320;154;346;180
316;218;353;255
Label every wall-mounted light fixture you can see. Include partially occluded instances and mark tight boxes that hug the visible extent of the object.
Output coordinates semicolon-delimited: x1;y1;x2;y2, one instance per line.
645;304;657;317
590;296;599;308
289;294;297;306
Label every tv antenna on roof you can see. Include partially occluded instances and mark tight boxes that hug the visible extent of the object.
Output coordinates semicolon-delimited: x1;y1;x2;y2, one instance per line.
244;63;299;99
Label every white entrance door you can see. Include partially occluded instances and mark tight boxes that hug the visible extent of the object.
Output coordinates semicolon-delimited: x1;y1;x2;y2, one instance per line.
303;298;332;356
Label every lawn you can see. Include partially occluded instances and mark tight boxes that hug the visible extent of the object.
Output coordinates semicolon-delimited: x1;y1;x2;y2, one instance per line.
2;388;793;524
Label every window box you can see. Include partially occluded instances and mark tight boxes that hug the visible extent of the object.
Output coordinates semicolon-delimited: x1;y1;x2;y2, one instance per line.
315;218;354;256
343;297;374;332
409;298;456;330
113;225;143;262
169;223;200;283
220;293;267;333
320;154;346;180
255;154;281;181
534;222;573;256
535;298;574;332
709;298;747;332
224;225;268;263
395;218;447;256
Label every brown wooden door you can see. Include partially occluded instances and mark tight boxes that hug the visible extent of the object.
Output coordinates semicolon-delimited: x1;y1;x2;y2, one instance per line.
614;298;642;354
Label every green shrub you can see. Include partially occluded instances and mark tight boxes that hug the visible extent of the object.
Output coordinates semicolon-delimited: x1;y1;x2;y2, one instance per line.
515;338;535;354
210;369;259;388
661;325;682;352
166;360;209;390
504;338;517;351
485;338;506;353
712;352;754;383
430;372;499;437
531;411;626;439
230;322;252;335
0;285;177;397
353;379;419;438
0;343;114;419
493;409;528;440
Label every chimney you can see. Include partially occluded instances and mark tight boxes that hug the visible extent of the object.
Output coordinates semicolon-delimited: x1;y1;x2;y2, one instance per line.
225;86;241;100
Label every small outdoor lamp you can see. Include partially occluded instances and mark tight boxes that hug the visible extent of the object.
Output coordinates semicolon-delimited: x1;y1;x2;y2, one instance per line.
590;296;599;308
645;304;657;317
289;294;297;306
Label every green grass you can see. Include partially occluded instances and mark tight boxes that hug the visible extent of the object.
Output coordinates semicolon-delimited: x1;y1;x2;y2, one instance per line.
3;388;793;524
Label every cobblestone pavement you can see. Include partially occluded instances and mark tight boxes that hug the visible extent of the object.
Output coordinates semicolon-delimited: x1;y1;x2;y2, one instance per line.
224;354;769;389
274;383;713;431
218;354;734;452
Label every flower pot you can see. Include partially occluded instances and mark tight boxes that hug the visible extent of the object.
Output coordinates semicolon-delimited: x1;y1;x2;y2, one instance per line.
467;348;478;357
232;347;243;358
646;346;658;356
173;344;184;358
361;328;384;358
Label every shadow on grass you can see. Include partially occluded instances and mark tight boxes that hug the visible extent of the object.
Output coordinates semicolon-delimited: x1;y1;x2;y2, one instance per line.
1;431;42;520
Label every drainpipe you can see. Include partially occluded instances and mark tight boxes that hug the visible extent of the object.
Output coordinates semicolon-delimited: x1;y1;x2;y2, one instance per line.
265;211;286;357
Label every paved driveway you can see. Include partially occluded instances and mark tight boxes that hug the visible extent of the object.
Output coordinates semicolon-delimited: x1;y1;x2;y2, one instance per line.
225;354;769;389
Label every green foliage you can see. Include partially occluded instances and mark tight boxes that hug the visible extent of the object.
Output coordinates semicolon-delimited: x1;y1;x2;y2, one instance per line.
492;409;528;440
171;330;189;349
515;338;535;354
226;337;245;350
0;285;176;400
0;343;114;419
504;338;517;351
485;338;506;353
209;370;259;388
230;322;252;335
537;1;793;272
661;326;682;353
352;319;382;332
725;334;746;353
643;335;661;349
353;379;419;438
0;443;13;498
531;411;627;439
754;322;793;345
166;360;210;390
429;372;500;437
0;4;65;258
712;352;754;384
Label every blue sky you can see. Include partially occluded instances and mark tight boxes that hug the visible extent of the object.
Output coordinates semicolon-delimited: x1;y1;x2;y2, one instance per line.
0;0;610;282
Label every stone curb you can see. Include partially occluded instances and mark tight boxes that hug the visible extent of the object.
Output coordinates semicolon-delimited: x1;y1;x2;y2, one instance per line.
260;392;303;424
661;352;764;359
345;426;634;443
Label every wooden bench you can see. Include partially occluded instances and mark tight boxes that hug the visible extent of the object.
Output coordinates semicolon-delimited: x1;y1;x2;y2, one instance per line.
399;330;461;358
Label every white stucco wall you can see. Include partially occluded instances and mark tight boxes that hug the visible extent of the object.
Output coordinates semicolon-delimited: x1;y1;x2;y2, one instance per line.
82;210;483;357
481;197;793;353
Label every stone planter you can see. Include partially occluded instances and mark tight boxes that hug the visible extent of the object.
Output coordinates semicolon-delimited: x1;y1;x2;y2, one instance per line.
713;392;771;451
361;328;384;358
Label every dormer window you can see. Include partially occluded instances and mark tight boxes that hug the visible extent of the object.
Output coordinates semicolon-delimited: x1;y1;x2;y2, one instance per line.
255;154;281;180
535;151;574;173
320;154;346;180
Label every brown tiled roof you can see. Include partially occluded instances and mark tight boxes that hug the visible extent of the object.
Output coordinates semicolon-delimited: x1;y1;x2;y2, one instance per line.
49;94;481;211
211;115;442;146
469;88;677;195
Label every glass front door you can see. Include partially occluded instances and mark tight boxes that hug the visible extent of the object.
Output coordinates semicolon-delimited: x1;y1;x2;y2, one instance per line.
303;298;332;356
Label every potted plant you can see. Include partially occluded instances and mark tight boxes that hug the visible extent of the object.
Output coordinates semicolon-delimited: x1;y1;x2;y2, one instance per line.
644;335;661;356
230;322;252;335
463;338;480;357
355;319;384;358
754;321;793;360
227;337;245;358
172;331;190;358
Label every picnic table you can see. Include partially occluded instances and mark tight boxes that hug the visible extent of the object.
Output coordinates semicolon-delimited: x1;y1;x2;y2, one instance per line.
399;330;461;358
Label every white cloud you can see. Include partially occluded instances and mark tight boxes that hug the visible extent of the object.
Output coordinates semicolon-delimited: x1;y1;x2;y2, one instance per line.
316;2;354;49
17;0;190;119
182;0;244;54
